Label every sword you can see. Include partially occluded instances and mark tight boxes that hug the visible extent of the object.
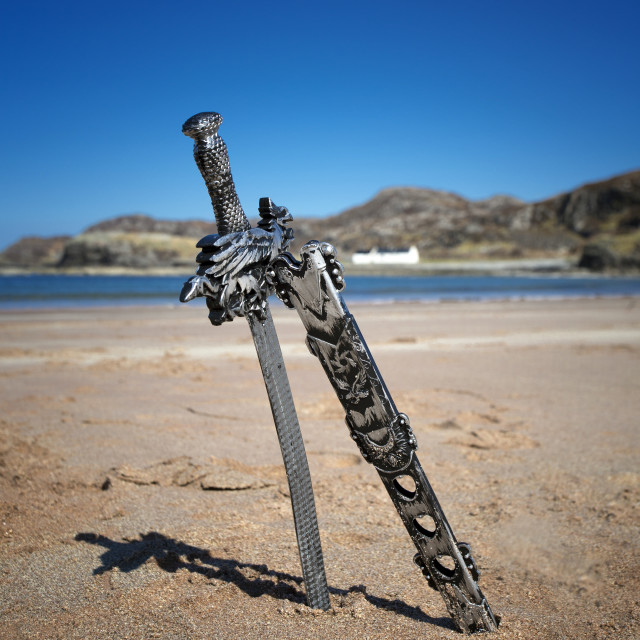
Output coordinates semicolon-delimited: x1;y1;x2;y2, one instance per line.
179;112;499;633
179;112;330;611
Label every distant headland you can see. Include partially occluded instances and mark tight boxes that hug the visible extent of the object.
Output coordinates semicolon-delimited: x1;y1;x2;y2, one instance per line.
1;170;639;275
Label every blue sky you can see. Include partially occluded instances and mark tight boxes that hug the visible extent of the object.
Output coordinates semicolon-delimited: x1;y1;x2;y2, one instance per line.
1;0;638;250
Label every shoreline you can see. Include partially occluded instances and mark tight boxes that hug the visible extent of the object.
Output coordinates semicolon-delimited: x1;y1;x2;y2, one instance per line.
3;257;639;277
0;257;582;277
2;292;640;315
3;270;640;312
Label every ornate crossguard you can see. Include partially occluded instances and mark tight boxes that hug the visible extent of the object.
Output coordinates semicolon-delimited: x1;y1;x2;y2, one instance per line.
180;112;499;633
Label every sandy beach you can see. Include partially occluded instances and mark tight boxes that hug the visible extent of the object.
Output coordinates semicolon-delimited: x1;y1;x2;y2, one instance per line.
1;298;639;639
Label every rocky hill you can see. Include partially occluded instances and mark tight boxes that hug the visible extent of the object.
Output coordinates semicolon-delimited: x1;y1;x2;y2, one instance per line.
1;171;639;272
289;171;640;270
56;215;213;270
0;235;71;268
83;214;212;238
0;215;213;271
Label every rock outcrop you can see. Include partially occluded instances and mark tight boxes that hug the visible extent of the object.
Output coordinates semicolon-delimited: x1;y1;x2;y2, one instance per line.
56;232;200;269
0;235;71;268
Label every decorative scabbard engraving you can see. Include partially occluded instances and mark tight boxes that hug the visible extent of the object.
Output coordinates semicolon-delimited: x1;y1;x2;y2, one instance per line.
273;241;499;634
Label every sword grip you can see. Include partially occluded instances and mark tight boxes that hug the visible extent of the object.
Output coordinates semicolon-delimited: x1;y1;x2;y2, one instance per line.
182;112;251;236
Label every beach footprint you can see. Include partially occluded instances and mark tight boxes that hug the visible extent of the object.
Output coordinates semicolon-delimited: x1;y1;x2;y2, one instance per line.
445;428;539;451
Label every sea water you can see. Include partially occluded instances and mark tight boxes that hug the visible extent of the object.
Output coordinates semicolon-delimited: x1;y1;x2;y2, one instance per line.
2;273;640;310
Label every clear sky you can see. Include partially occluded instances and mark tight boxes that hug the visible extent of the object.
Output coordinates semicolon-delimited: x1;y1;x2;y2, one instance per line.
1;0;638;250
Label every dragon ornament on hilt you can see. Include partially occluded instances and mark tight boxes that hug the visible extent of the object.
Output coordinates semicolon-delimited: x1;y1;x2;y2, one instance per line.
180;196;294;325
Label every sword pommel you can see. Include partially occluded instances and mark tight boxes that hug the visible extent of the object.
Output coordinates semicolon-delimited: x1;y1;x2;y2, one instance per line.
182;112;223;137
182;111;250;236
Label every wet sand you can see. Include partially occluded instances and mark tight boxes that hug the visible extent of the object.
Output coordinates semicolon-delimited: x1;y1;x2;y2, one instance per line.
1;298;639;639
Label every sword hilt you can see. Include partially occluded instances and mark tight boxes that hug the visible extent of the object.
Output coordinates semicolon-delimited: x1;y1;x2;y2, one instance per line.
182;112;251;236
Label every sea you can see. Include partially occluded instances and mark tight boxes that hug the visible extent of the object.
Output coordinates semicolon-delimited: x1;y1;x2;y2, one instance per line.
2;273;640;310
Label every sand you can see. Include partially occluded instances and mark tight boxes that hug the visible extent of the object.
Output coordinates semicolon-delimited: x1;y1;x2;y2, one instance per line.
0;298;639;639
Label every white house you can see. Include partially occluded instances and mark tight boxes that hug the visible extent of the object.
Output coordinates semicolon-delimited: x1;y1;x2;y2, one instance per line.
352;246;420;265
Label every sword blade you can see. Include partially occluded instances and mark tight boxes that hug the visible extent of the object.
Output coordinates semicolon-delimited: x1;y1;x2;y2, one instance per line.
247;304;330;611
181;113;329;610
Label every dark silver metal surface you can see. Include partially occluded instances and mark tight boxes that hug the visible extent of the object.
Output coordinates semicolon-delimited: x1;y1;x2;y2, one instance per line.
180;113;330;610
272;242;499;633
180;197;293;324
182;112;250;236
178;111;498;632
248;307;329;610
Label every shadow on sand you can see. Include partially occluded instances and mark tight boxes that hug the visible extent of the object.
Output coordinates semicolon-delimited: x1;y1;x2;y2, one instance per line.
75;531;454;630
